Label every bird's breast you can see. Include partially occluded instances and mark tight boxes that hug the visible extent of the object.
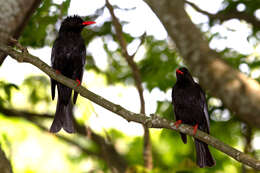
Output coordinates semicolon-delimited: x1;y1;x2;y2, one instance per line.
174;87;199;106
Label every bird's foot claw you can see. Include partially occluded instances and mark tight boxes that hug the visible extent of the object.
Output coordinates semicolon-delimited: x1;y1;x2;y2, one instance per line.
193;124;198;135
76;79;81;87
174;120;182;128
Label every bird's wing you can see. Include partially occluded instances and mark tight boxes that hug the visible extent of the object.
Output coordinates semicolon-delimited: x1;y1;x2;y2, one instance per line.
51;79;56;100
50;40;59;100
51;39;58;67
172;85;187;143
72;45;86;104
50;37;71;101
171;85;178;120
196;84;210;133
72;68;83;104
80;44;86;67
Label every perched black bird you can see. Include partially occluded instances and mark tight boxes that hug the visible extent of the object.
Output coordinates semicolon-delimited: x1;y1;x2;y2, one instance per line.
172;67;215;168
50;15;95;133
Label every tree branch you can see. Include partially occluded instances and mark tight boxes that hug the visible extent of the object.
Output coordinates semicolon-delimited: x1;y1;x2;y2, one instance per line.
183;0;213;17
105;0;152;169
130;32;146;60
0;106;127;173
105;0;145;114
0;43;260;170
183;0;260;29
145;0;260;128
0;106;53;119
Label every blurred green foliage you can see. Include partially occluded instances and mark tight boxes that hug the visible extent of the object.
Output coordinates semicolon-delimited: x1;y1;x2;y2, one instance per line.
0;0;260;173
20;0;71;47
23;76;50;105
0;81;19;106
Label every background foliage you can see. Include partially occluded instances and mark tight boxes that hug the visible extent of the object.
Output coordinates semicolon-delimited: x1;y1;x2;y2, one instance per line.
0;0;259;172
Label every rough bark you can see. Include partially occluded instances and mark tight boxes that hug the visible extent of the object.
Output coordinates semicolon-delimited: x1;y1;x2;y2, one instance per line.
145;0;260;128
0;44;260;170
0;0;41;65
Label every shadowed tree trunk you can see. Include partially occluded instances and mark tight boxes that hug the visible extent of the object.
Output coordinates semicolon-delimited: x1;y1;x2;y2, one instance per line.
0;147;13;173
0;0;41;65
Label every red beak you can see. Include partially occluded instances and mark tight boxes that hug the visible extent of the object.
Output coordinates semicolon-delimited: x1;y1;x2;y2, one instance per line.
82;21;96;26
176;69;184;75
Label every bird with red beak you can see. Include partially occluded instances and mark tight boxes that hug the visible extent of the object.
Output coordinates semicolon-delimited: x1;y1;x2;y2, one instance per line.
172;67;215;168
50;15;95;133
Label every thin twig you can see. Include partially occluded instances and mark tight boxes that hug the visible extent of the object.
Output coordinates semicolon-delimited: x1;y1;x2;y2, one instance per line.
130;32;146;59
105;0;152;169
183;0;213;17
183;0;260;28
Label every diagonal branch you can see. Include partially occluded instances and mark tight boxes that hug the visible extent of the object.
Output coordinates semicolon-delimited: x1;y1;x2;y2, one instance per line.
105;0;152;169
183;0;213;17
130;32;146;60
0;43;260;170
105;0;145;114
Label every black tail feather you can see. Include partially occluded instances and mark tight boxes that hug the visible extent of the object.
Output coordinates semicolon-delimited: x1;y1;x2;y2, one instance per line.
180;132;187;144
73;92;78;104
50;99;75;133
63;101;75;133
57;83;72;105
51;79;56;100
195;139;215;168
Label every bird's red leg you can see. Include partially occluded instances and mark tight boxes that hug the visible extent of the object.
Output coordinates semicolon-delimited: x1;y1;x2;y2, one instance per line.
174;120;182;128
193;124;198;135
75;78;81;87
55;70;61;74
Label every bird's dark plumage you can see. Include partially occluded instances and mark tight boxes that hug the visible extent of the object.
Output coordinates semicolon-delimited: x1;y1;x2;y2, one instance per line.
172;67;215;168
50;15;95;133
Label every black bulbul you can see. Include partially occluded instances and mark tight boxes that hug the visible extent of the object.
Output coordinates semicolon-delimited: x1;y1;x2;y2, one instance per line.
172;67;215;167
50;15;95;133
